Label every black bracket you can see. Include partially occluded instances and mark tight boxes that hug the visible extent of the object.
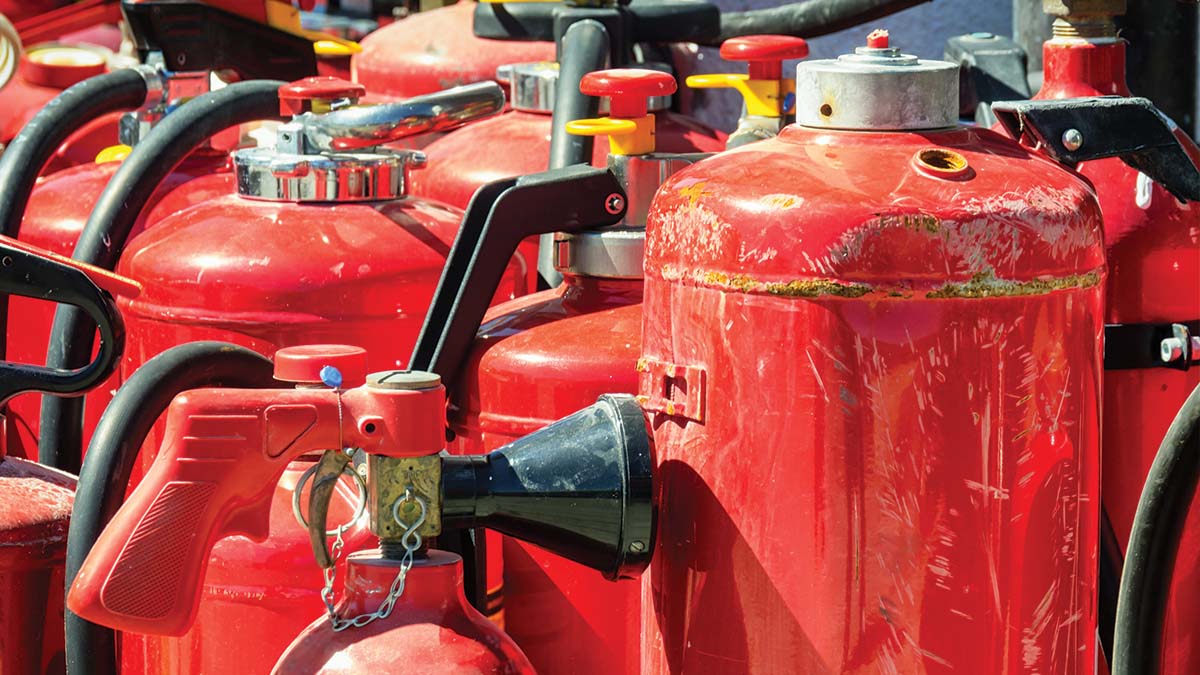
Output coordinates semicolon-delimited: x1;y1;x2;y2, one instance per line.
992;96;1200;203
1105;321;1200;372
473;0;719;54
122;0;319;81
0;241;125;404
943;32;1030;127
409;165;626;385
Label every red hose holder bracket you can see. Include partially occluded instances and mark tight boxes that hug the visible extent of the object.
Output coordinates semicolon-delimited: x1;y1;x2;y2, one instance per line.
636;357;707;423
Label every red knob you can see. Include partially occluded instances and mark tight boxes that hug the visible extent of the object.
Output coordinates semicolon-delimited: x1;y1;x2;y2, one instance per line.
274;345;368;388
580;69;677;118
719;35;809;80
866;29;890;49
278;76;367;115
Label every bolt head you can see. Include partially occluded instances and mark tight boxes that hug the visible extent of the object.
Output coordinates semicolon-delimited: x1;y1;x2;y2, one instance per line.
605;193;625;215
1062;128;1084;152
1161;337;1185;363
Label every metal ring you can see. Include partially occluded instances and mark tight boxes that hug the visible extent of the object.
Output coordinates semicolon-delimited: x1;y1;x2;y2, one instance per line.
391;488;428;549
291;459;368;536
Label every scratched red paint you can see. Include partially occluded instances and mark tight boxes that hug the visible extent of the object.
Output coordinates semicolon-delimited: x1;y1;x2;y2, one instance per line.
640;123;1105;673
1035;35;1200;673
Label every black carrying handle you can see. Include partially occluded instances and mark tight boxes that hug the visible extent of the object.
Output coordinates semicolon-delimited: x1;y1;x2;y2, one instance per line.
473;0;719;47
121;0;319;81
992;96;1200;203
409;165;626;383
0;241;124;405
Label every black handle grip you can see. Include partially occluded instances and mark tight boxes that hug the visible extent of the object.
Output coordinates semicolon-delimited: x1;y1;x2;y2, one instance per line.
410;165;626;384
993;96;1200;203
122;0;319;80
0;242;124;404
473;0;719;46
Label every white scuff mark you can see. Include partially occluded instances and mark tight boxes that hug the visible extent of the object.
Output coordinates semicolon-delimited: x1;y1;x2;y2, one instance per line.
330;261;345;277
805;348;828;403
247;256;271;268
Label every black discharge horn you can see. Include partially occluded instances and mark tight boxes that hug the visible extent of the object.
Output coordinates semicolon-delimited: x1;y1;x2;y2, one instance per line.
441;394;655;580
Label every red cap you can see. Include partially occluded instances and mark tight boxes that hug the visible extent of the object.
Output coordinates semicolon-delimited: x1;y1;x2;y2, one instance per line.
580;68;677;119
866;29;890;49
19;44;108;89
720;35;809;80
274;345;368;387
278;76;366;115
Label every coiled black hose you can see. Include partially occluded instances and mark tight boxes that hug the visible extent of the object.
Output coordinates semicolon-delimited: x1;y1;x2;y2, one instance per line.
1112;382;1200;675
711;0;931;44
38;79;286;472
64;342;275;675
0;68;151;239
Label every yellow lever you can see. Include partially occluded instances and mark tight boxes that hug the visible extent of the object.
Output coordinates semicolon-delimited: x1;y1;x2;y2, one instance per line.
566;116;654;156
685;73;791;117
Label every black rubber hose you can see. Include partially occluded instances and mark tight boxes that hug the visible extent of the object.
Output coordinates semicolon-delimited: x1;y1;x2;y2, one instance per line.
1099;509;1123;668
37;79;286;472
1112;382;1200;675
710;0;931;45
0;68;150;240
64;342;275;675
540;19;608;289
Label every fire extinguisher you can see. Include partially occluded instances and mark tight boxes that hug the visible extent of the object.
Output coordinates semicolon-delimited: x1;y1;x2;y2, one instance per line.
64;78;524;675
0;235;134;675
65;339;655;675
952;0;1200;668
3;0;353;464
414;67;703;674
635;29;1196;673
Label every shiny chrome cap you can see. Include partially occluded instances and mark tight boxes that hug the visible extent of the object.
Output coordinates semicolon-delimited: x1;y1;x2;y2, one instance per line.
498;61;674;114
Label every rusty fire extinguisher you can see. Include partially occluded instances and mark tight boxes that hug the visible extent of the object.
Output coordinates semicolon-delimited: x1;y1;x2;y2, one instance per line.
635;28;1200;673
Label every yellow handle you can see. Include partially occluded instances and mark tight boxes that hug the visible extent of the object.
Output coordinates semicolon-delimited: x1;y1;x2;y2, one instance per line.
686;73;789;118
685;73;750;90
565;118;638;137
95;144;132;164
567;116;654;156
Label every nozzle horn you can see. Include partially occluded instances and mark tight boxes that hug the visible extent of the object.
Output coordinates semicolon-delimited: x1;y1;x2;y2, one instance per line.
442;394;654;580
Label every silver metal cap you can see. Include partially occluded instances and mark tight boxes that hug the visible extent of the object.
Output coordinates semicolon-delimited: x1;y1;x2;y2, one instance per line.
554;153;706;279
796;40;959;131
234;144;426;202
119;70;212;147
497;61;674;114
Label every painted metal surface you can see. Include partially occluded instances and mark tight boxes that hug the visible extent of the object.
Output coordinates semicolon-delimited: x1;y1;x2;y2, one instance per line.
412;109;724;290
112;187;522;675
1036;36;1200;673
4;154;233;461
352;1;554;101
0;454;76;675
639;124;1106;673
450;276;644;674
272;549;534;674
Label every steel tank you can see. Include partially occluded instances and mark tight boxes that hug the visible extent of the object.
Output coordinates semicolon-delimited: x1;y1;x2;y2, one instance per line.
448;68;705;675
4;69;235;461
112;79;523;675
1028;1;1200;670
639;32;1105;674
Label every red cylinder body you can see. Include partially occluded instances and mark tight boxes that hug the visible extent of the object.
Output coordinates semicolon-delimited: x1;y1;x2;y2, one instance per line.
273;549;534;674
353;1;555;100
4;154;233;460
639;125;1105;673
113;184;523;674
0;452;76;675
0;30;125;172
451;275;644;673
1036;37;1200;671
413;109;724;290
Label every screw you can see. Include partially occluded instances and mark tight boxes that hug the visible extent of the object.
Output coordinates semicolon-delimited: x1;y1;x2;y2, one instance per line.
629;540;645;553
1161;336;1200;363
605;193;625;215
176;52;186;67
1062;128;1084;152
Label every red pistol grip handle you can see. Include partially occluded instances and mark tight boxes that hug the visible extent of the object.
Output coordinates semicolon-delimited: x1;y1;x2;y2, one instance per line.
66;387;349;636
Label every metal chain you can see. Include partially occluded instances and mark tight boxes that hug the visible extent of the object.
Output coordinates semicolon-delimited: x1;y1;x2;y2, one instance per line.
320;487;427;632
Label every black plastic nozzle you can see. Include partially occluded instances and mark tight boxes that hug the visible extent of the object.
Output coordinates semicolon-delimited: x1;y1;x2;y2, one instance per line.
442;394;655;580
